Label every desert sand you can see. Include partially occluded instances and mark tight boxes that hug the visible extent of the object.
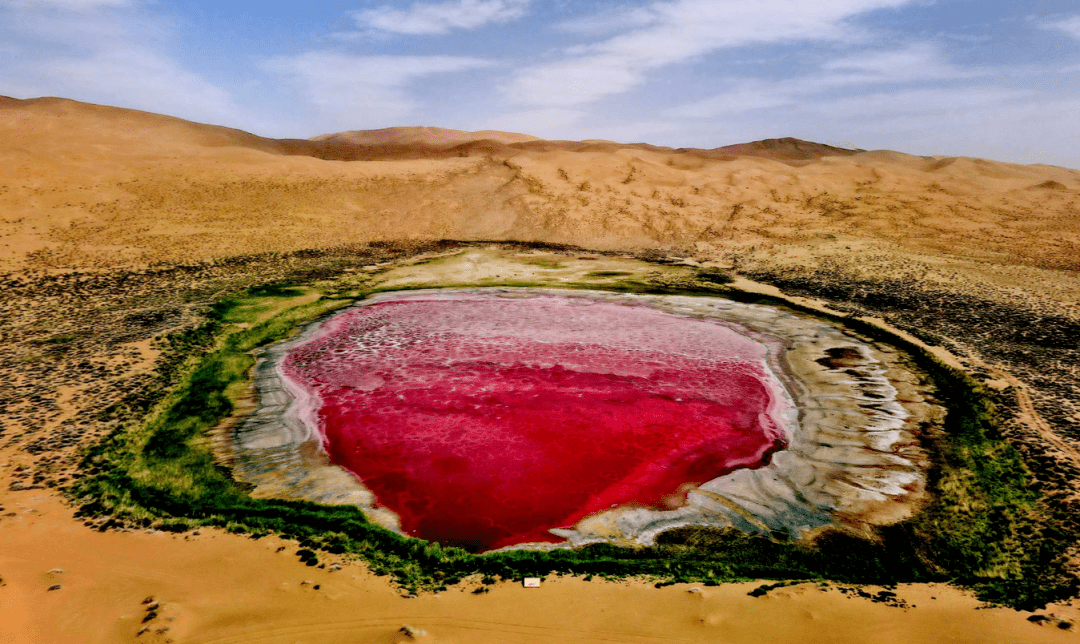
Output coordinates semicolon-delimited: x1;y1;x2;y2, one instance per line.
2;96;1079;643
2;96;1078;276
3;491;1079;644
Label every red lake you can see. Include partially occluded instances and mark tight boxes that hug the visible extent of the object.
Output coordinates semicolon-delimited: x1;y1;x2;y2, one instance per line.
281;292;789;552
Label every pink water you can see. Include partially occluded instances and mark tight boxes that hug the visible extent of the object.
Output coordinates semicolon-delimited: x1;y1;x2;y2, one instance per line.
282;293;787;551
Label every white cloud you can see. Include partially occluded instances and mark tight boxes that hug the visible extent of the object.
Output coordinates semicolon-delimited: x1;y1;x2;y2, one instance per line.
261;52;495;130
807;87;1080;164
822;42;970;82
675;83;1077;164
668;81;798;118
484;107;587;138
355;0;530;35
0;0;130;9
668;43;975;120
556;5;658;36
815;86;1034;119
0;0;245;127
1044;15;1080;40
30;47;240;122
504;58;642;108
505;0;917;107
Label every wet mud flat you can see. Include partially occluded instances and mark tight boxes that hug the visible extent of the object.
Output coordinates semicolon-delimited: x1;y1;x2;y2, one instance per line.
230;287;940;551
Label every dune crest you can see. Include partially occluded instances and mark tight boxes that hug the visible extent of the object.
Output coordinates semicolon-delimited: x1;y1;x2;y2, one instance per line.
1;94;1077;277
3;95;1080;644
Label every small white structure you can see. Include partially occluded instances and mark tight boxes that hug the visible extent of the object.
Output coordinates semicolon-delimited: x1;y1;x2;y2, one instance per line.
522;577;542;588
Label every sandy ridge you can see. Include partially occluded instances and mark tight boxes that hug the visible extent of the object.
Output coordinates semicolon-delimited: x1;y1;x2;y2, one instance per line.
2;94;1079;642
2;95;1078;274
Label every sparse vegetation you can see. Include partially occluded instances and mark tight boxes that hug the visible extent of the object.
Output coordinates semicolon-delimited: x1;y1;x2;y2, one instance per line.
584;270;631;278
521;257;564;269
694;268;735;286
63;254;1077;608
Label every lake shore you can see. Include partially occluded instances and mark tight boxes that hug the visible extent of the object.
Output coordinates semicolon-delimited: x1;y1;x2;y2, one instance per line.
2;245;1077;641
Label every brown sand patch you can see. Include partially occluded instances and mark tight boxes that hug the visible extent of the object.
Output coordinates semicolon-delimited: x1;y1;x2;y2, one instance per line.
1;491;1078;644
3;96;1078;273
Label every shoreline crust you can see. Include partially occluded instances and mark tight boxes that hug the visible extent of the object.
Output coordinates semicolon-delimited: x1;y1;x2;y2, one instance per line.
226;287;940;550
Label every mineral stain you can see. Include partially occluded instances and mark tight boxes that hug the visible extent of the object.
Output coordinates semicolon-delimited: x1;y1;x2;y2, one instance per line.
282;293;788;551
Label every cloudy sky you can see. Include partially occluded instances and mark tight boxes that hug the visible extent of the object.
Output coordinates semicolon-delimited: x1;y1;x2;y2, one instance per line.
2;0;1078;167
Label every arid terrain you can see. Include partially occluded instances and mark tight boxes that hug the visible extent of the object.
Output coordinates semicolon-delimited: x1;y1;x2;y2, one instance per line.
2;95;1079;643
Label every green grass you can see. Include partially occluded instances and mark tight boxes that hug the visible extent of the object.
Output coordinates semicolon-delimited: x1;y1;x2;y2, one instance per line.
584;271;633;278
71;276;1078;607
521;258;566;269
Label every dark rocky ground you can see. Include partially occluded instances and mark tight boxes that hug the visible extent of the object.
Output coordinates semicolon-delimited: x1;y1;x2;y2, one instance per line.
736;259;1080;552
0;242;451;494
2;241;1077;566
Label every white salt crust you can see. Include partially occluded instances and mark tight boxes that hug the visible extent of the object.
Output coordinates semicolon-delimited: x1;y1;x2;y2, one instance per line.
227;288;937;551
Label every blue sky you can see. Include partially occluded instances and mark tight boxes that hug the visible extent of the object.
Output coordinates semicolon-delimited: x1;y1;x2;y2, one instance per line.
2;0;1079;167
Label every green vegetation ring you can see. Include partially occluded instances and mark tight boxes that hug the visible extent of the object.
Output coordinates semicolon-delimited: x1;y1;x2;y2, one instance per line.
73;258;1068;608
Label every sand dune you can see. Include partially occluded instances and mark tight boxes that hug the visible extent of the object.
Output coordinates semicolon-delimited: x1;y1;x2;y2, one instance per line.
2;95;1077;275
710;136;863;162
2;95;1080;643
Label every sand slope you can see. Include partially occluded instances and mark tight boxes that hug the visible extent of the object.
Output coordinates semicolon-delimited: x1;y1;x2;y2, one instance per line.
2;490;1077;644
3;96;1080;644
2;95;1077;273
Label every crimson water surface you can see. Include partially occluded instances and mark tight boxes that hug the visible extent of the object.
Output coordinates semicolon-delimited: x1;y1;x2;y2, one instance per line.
282;292;787;551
